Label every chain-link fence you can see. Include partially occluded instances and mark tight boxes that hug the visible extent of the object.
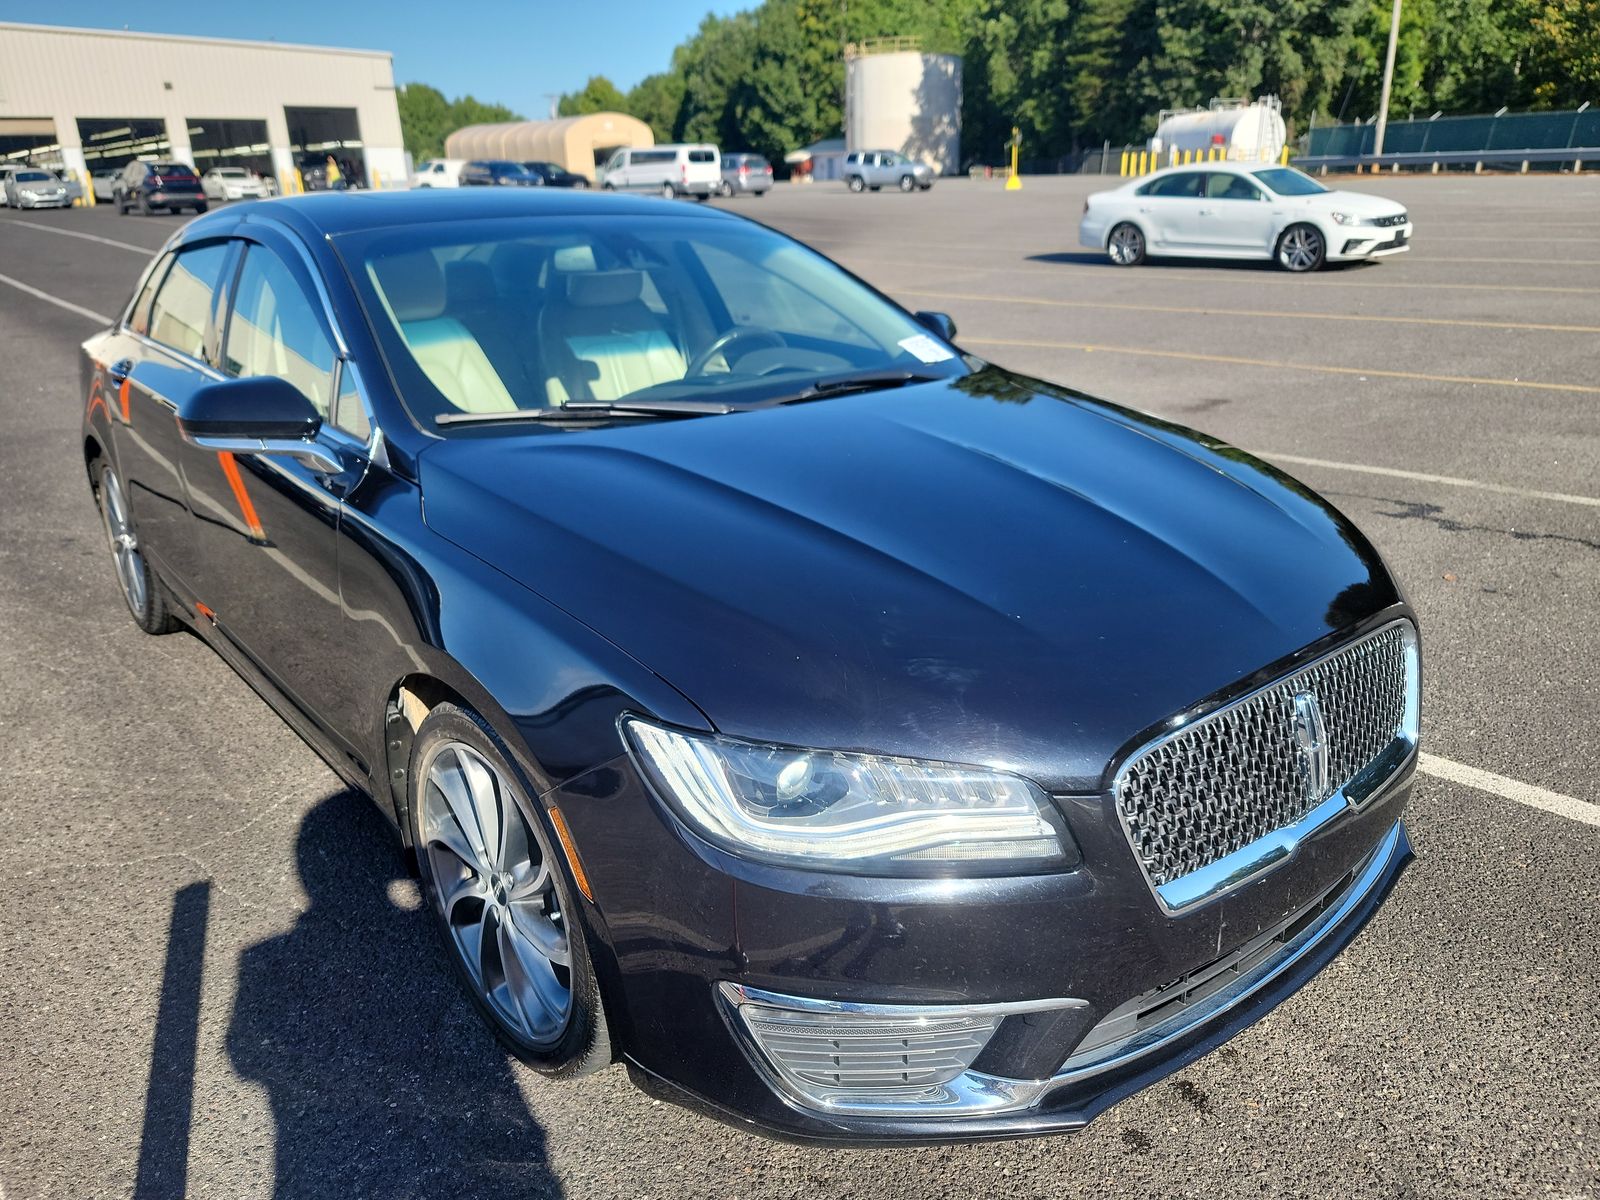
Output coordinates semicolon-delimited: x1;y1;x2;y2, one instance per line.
1305;107;1599;163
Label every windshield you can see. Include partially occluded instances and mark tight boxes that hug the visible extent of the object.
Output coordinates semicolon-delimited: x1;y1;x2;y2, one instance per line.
1253;167;1327;196
17;171;51;182
338;214;965;433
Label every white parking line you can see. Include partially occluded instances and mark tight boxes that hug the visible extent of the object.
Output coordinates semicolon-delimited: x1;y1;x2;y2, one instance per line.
1257;451;1600;510
0;270;111;324
0;216;153;254
1420;754;1599;827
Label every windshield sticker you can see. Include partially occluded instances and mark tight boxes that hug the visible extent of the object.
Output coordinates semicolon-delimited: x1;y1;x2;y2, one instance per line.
898;334;956;363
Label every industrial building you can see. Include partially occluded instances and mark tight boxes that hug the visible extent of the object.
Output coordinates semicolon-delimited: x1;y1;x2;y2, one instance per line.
844;38;962;174
445;114;654;182
0;21;407;194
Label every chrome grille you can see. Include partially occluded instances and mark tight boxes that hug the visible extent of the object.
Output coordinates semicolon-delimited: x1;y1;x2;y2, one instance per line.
1115;623;1413;890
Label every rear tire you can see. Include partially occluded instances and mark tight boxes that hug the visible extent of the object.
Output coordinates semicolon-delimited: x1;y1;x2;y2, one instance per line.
193;201;208;214
1277;223;1325;273
95;462;178;635
847;175;865;193
1107;222;1146;267
408;702;612;1078
659;182;675;199
571;179;588;189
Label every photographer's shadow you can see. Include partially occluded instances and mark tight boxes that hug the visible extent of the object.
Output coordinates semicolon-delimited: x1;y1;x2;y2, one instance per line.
228;792;563;1199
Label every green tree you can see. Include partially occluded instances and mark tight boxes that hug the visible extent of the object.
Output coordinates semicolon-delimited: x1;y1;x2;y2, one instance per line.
627;72;687;141
396;83;454;161
558;75;629;116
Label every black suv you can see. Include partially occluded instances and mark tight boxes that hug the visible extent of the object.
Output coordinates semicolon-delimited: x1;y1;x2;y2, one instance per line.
461;160;540;187
519;160;589;188
114;161;206;215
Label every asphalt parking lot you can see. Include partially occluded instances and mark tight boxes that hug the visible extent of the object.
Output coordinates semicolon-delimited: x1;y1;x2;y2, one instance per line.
0;174;1596;1199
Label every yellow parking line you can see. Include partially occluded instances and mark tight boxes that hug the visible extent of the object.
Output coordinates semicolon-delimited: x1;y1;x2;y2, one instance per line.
899;289;1600;335
843;254;1600;295
962;337;1600;396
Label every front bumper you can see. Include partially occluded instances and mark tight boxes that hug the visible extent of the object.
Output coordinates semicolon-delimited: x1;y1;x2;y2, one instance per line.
550;735;1415;1144
1329;222;1413;260
17;193;69;208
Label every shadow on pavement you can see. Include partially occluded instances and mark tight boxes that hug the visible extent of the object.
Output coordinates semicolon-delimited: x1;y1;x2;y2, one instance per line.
227;792;563;1199
134;881;211;1200
1025;250;1276;271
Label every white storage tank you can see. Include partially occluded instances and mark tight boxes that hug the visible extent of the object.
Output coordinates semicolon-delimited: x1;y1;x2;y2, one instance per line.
845;38;961;175
1152;97;1286;162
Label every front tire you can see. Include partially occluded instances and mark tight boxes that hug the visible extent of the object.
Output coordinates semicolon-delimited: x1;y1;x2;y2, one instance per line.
898;174;915;192
719;180;734;197
1277;223;1325;273
95;463;177;635
193;201;208;214
1107;222;1146;267
409;702;611;1076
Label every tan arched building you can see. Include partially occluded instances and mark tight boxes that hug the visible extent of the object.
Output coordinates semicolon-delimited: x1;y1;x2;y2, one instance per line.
445;113;652;181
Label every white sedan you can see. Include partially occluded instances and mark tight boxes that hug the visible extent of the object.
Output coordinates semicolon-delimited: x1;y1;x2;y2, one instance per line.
201;167;271;201
1079;164;1412;272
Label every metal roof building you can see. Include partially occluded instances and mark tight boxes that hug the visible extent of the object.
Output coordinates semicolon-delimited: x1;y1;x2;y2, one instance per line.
0;21;406;194
446;114;653;181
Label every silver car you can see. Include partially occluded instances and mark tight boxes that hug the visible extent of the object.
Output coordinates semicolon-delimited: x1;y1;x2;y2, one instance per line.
843;150;934;193
3;167;71;209
719;153;774;197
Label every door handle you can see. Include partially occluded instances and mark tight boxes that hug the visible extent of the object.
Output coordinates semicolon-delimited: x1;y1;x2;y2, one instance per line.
107;358;133;384
1197;207;1214;216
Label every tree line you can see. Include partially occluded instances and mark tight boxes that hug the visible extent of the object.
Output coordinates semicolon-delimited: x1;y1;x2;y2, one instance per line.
402;0;1599;168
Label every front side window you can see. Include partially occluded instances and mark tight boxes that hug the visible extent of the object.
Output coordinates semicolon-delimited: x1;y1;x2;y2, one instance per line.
341;215;966;431
223;245;336;418
1205;173;1265;201
147;242;230;360
129;252;173;336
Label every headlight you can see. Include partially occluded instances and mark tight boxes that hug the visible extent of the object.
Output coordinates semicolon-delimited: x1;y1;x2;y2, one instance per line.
1329;212;1369;226
622;717;1076;876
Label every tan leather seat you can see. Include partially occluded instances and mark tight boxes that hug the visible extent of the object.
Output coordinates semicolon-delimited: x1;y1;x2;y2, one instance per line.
370;251;517;414
540;269;686;405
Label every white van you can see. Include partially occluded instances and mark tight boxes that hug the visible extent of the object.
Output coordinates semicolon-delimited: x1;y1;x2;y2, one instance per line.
599;145;720;199
410;159;466;189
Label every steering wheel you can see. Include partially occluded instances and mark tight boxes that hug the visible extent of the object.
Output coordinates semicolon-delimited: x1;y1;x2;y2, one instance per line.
686;326;787;377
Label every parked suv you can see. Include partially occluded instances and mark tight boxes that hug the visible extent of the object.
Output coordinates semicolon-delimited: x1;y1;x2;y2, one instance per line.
460;160;540;187
599;144;720;199
719;153;774;197
113;161;206;215
843;150;935;193
520;160;589;188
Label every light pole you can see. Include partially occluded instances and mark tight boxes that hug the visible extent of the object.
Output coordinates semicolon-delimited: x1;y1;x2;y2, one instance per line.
1372;0;1402;160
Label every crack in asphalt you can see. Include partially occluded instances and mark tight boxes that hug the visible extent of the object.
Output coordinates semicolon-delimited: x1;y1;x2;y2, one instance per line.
1340;493;1600;554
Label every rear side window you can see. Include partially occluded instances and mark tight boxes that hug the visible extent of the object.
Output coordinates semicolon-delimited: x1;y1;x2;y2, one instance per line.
688;150;716;163
128;252;173;336
1205;173;1264;201
223;245;337;418
147;243;231;360
1140;172;1204;198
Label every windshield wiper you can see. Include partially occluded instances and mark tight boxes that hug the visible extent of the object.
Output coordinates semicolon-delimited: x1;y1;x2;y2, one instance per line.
744;368;943;409
434;398;734;427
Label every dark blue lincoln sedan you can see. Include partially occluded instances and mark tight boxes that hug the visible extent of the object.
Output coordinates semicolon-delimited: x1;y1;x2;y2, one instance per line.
81;190;1419;1144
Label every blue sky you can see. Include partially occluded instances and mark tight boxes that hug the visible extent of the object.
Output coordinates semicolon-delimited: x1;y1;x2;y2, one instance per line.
5;2;746;117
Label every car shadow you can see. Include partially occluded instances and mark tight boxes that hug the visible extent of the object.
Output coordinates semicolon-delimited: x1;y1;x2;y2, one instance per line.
1025;251;1277;272
225;791;564;1199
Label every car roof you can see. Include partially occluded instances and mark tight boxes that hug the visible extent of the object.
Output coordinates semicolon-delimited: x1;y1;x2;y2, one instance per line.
174;187;747;241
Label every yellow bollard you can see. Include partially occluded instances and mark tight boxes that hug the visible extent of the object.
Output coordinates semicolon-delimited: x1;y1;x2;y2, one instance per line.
294;168;305;195
373;169;382;190
1120;150;1129;176
1280;145;1290;165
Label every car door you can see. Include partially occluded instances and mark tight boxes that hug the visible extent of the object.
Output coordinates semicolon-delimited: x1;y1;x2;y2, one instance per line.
1136;171;1207;248
183;228;371;736
1198;172;1275;253
101;239;236;592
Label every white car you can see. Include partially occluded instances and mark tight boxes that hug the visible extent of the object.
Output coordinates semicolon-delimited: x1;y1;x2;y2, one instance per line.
411;159;466;188
1080;164;1412;272
202;167;271;201
2;167;70;209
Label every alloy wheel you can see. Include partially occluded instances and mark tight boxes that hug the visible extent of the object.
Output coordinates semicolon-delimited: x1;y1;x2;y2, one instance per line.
99;468;148;617
420;742;573;1043
1109;224;1144;266
1279;226;1323;272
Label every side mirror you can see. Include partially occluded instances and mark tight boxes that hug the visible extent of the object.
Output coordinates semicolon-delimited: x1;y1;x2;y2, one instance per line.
176;376;340;473
914;310;958;342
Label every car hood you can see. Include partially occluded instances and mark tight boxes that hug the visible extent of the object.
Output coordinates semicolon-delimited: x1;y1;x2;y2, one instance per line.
1294;190;1406;217
417;370;1400;791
